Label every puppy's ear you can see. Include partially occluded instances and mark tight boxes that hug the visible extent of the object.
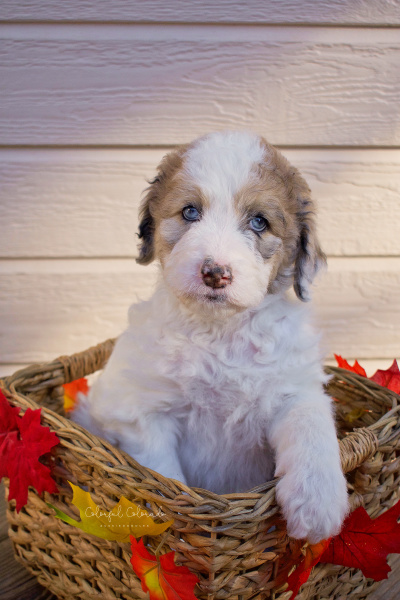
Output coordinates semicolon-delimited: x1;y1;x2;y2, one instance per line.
292;172;327;302
136;146;187;265
136;176;160;265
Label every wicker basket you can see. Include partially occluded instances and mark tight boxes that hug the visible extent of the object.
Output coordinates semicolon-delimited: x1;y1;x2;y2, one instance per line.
1;339;400;600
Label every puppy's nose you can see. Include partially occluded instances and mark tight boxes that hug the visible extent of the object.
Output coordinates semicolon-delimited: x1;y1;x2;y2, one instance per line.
201;258;233;289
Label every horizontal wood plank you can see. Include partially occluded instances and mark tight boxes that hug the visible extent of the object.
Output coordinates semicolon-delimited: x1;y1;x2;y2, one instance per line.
314;257;400;360
369;556;400;600
1;148;400;258
0;258;399;363
0;259;159;363
0;483;57;600
1;0;399;25
1;26;399;146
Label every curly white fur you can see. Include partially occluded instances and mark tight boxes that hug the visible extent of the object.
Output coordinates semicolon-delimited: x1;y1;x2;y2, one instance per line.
72;131;349;543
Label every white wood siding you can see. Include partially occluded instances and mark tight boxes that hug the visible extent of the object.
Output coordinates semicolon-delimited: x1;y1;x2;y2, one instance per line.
0;2;399;376
2;149;400;258
1;1;399;25
0;258;399;363
1;26;400;146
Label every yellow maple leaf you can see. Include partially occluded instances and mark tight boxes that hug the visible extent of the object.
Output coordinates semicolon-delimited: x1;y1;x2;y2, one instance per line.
344;407;367;423
48;481;173;542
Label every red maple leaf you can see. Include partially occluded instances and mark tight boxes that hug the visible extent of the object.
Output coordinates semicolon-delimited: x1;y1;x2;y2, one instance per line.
334;355;400;396
130;537;199;600
0;390;59;511
0;394;20;478
285;539;330;600
320;499;400;580
370;360;400;395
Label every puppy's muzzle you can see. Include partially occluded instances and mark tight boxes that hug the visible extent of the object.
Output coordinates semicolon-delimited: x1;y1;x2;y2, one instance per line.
201;258;233;289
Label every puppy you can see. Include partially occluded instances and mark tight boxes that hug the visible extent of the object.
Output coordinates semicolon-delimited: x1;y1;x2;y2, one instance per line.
72;131;349;543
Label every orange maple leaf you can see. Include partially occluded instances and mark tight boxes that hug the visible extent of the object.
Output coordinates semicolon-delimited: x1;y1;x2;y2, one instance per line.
130;537;199;600
285;539;330;600
334;354;367;377
62;378;89;413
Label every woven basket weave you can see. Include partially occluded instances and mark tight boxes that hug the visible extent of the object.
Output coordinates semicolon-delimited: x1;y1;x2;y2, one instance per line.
2;339;400;600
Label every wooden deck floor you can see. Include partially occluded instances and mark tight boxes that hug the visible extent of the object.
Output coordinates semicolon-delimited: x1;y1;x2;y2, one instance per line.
1;482;400;600
0;483;56;600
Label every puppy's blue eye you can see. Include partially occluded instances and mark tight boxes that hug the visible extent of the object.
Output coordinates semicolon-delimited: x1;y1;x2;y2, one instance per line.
250;216;268;232
182;206;200;221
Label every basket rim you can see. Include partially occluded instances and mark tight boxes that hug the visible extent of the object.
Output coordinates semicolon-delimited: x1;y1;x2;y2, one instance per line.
1;341;397;516
4;356;399;407
325;365;400;405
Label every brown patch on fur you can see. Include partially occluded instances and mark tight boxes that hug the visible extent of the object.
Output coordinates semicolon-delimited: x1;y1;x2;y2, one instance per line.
154;179;209;265
137;145;189;264
233;138;326;300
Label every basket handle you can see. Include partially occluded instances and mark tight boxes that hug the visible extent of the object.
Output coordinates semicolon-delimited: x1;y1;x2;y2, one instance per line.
339;427;379;473
4;338;117;394
57;338;116;383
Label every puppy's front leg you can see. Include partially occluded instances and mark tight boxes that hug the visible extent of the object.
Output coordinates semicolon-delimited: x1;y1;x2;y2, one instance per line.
268;392;349;543
72;388;186;484
116;416;187;485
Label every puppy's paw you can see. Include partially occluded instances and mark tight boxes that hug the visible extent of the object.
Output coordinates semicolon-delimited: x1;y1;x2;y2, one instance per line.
276;466;349;544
